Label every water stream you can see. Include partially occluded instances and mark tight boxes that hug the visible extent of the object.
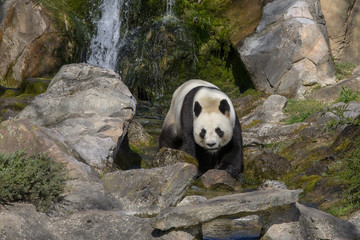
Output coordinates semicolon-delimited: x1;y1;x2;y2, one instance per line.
87;0;125;70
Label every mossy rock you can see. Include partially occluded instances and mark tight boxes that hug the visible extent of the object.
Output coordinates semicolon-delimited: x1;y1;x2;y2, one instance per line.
21;78;50;95
152;147;198;168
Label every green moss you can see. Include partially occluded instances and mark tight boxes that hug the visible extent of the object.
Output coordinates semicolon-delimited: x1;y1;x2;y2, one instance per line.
298;175;322;194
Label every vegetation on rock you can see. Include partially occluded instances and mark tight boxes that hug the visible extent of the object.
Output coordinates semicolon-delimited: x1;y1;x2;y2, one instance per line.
0;151;67;212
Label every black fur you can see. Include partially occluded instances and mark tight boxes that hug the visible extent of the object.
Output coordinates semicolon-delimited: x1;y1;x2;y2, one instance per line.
160;85;244;180
194;101;202;117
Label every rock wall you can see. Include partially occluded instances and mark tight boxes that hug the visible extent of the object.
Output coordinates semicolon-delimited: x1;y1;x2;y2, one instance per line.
0;0;71;88
238;0;336;99
320;0;360;63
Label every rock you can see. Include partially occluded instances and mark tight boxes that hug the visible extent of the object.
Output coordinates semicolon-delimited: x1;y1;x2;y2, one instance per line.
245;148;291;181
177;196;207;206
202;215;262;240
258;180;288;190
239;0;335;99
241;94;287;129
0;203;158;240
242;122;306;146
16;63;136;169
0;119;120;216
0;203;54;240
0;0;70;87
296;202;360;239
307;75;360;102
200;169;241;191
320;0;360;63
261;222;304;240
128;120;153;146
153;147;198;168
49;210;155;240
153;188;302;231
101;163;197;216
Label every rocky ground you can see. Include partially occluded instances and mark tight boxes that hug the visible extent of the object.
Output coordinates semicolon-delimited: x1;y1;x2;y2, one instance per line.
1;63;360;239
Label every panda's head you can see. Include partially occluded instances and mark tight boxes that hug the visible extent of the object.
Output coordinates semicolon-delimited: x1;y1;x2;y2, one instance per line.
193;98;233;153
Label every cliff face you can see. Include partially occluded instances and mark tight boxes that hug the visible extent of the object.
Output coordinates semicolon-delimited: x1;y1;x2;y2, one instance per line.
0;0;71;87
320;0;360;63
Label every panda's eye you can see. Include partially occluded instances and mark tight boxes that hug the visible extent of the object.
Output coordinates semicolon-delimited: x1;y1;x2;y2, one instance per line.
199;128;206;139
215;127;224;137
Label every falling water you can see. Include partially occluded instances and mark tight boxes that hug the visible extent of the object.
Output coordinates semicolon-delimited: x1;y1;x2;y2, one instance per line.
166;0;175;16
87;0;123;70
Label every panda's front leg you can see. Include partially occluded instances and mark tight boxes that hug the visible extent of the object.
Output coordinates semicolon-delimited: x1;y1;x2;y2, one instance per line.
181;133;197;158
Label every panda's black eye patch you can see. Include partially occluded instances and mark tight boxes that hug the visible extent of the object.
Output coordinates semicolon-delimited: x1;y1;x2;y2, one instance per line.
215;127;224;137
199;128;206;138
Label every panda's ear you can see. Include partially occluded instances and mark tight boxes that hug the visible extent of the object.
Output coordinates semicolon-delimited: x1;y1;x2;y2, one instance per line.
219;99;230;115
194;101;202;117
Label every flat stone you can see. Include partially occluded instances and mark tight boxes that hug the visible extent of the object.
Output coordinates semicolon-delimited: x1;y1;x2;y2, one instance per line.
153;189;302;231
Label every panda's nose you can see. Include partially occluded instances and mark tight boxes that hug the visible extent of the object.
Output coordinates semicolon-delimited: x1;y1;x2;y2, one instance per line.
207;143;216;147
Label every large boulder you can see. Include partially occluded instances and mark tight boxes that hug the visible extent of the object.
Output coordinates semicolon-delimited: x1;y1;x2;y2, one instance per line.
0;0;71;88
238;0;336;99
16;63;136;169
102;163;197;216
320;0;360;63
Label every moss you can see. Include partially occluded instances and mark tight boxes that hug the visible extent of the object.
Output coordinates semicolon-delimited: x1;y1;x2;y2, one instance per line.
243;119;262;130
298;175;322;194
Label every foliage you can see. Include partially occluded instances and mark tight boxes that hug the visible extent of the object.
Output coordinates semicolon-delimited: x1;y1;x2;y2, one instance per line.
325;104;360;131
336;86;360;103
342;145;360;206
197;55;240;98
0;151;67;212
283;99;328;124
335;62;357;80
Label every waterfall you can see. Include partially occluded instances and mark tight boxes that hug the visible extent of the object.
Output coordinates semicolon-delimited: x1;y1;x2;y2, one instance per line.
87;0;124;70
166;0;175;16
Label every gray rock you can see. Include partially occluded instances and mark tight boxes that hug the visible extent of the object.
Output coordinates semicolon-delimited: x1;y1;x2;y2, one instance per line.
241;95;287;128
49;210;155;240
258;180;288;190
17;63;136;169
0;203;54;240
177;196;208;206
297;202;360;240
261;222;304;240
202;215;262;240
128;120;153;146
320;0;360;63
200;169;241;191
101;163;197;216
153;147;198;168
307;75;360;102
153;189;302;231
242;122;306;147
239;0;335;99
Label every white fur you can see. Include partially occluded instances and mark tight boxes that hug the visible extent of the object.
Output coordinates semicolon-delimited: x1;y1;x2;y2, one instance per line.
193;87;235;151
162;80;236;152
162;79;218;136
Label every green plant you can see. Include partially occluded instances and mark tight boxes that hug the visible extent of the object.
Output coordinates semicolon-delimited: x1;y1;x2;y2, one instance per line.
0;151;67;212
335;62;357;80
336;86;360;103
343;146;360;204
325;104;360;131
283;99;327;124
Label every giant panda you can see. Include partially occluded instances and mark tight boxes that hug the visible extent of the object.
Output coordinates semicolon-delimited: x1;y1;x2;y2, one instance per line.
159;79;243;180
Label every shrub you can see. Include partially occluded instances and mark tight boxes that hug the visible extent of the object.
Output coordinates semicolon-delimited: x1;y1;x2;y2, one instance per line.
336;86;360;103
335;62;357;80
343;146;360;205
283;99;327;124
0;151;67;212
